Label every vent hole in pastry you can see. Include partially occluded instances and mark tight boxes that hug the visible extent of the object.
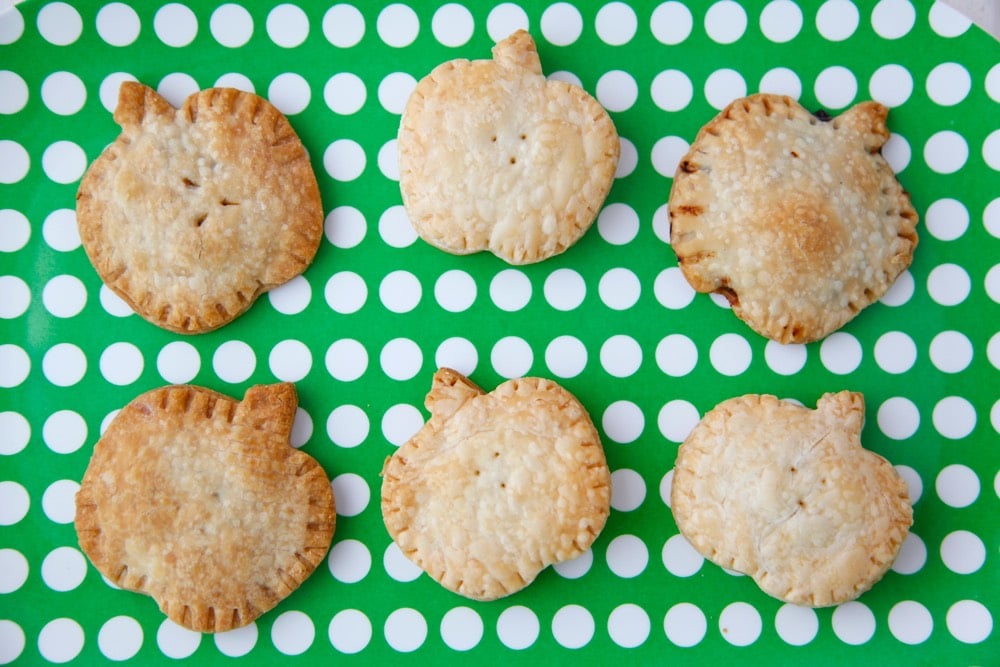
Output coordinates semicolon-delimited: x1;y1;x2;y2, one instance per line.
182;177;200;188
509;157;516;164
220;198;239;206
789;466;797;473
474;470;480;476
520;133;526;140
790;150;799;158
194;213;207;227
500;482;506;489
493;451;499;458
797;499;806;508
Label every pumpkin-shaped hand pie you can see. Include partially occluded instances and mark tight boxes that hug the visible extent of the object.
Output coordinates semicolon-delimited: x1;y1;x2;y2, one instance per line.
671;392;912;607
381;368;611;600
398;30;620;265
77;82;323;333
669;93;918;343
75;383;335;632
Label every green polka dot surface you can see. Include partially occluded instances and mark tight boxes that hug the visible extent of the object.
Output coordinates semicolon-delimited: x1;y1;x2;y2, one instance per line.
0;0;997;662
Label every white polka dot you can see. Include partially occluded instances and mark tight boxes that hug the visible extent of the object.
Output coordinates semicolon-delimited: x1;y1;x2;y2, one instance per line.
381;404;423;447
99;72;138;113
0;139;31;184
615;136;638;179
43;410;87;455
327;404;369;448
266;4;309;48
926;62;971;107
940;530;985;574
40;71;86;115
98;615;143;660
924;131;968;174
495;606;538;650
435;337;478;376
651;135;689;177
881;269;914;306
332;472;370;517
378;205;417;248
37;2;83;45
651;69;693;112
42;343;87;387
324;72;366;115
819;332;862;374
661;533;703;577
439;607;482;651
324;206;366;249
381;338;422;381
540;2;582;45
485;4;528;42
323;4;365;47
378;139;399;180
553;549;592;579
759;67;802;98
328;609;372;654
0;481;29;526
379;270;422;313
658;400;700;443
602;400;644;444
324;139;366;181
290;408;312;448
596;70;638;112
0;621;23;663
433;270;476;313
96;2;141;46
377;4;419;47
377;72;416;114
929;0;972;36
704;69;747;110
709;333;752;376
155;341;200;384
596;203;639;247
664;602;706;647
154;3;198;47
704;1;746;44
763;340;806;375
871;0;915;39
0;549;28;593
600;335;642;377
37;618;85;663
607;603;650;648
42;140;87;184
0;344;29;388
271;610;314;656
873;331;916;374
774;604;818;645
718;602;761;646
880;132;908;173
156;620;201;659
598;268;640;310
551;605;594;649
816;0;859;41
157;72;198;107
43;274;89;319
383;542;422;582
42;479;78;524
491;336;533;378
814;66;857;110
0;411;29;455
544;335;587;378
929;263;971;307
269;340;312;383
656;334;697;377
431;3;473;47
655;207;671;243
210;3;253;47
936;463;979;507
650;1;692;44
606;534;648;579
988;265;1000;304
98;287;133;318
891;531;927;574
984;129;1000;171
925;198;969;241
868;64;912;108
592;3;635;46
490;269;532;311
877;396;920;440
41;208;80;252
946;600;992;644
0;276;29;319
896;464;923;504
760;0;802;42
384;608;427;652
100;410;120;436
832;601;875;645
268;275;312;315
655;267;696;310
929;330;972;373
610;468;645;512
543;268;586;311
212;340;255;383
987;64;1000;105
992;333;1000;370
0;7;24;45
214;623;258;657
0;209;31;252
269;72;311;114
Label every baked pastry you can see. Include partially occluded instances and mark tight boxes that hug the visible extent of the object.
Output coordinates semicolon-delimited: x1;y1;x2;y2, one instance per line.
669;93;918;343
77;82;323;333
671;391;912;606
75;383;335;632
398;30;620;264
381;368;611;600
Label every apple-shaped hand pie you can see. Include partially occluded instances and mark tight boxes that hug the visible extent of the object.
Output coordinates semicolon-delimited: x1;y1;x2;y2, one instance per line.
75;383;335;632
669;93;918;343
671;392;912;607
77;82;323;333
381;368;611;600
398;30;620;264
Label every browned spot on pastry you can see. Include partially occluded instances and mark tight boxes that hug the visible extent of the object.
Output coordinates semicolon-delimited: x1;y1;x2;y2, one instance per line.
676;205;703;216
